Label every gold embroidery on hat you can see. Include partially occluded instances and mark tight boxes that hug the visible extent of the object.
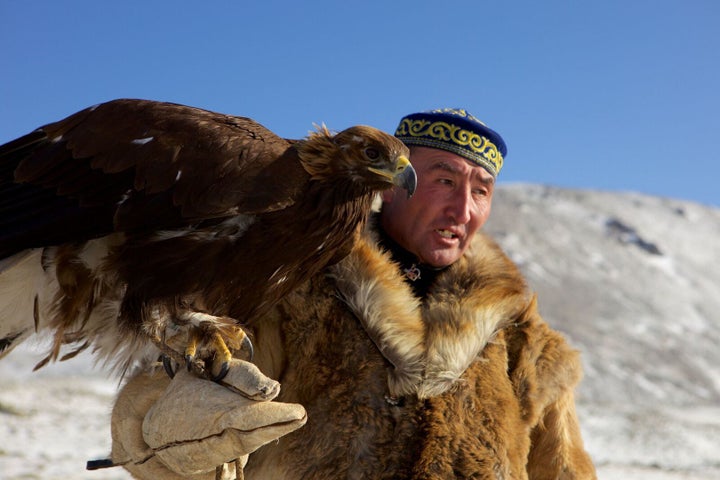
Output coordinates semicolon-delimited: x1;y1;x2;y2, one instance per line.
395;118;503;174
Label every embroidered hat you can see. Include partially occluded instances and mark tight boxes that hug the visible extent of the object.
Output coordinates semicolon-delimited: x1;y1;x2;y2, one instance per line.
394;108;506;177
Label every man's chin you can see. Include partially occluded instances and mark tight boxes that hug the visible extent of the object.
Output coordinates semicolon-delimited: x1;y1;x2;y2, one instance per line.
421;247;463;268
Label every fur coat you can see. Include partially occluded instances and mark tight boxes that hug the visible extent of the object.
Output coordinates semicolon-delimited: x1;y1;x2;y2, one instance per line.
243;227;596;479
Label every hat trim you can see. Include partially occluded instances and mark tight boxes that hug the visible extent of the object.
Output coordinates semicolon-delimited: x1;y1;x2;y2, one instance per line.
395;118;503;175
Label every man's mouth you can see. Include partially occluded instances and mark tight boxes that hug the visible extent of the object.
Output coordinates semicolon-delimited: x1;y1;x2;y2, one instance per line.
436;229;458;239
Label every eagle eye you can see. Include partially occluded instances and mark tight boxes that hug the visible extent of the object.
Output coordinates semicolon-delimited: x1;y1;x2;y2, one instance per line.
364;147;380;160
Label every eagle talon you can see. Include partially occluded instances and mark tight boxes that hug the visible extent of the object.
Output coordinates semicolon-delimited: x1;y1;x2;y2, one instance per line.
185;354;195;372
162;354;177;379
241;334;254;362
211;361;230;382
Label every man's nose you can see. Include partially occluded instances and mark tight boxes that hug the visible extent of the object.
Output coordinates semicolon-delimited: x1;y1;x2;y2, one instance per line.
447;187;472;224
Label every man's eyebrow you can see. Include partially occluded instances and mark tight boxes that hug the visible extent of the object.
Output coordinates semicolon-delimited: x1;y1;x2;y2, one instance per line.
428;161;459;174
429;161;495;186
476;172;495;187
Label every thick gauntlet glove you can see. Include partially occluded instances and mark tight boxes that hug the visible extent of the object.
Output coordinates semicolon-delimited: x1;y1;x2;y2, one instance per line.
108;359;307;480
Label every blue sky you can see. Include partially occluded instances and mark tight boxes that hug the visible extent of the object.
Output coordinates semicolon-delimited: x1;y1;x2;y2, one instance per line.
2;0;719;207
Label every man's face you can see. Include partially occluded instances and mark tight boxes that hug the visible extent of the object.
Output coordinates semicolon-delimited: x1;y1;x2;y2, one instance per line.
380;146;495;268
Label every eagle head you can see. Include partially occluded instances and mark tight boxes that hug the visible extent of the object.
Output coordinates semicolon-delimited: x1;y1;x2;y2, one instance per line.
297;125;417;197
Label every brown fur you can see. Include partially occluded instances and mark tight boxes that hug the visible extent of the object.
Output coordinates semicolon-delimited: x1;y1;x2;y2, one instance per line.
244;227;596;479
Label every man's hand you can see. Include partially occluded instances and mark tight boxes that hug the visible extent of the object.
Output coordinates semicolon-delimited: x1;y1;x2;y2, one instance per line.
110;359;307;479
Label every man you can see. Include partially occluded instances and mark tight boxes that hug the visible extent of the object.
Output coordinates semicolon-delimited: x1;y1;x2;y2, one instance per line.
109;109;597;479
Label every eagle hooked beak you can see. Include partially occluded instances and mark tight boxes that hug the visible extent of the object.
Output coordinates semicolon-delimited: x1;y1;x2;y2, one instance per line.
369;155;417;198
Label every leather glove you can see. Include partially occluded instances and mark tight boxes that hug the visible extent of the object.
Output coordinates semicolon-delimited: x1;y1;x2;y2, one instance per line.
107;359;306;479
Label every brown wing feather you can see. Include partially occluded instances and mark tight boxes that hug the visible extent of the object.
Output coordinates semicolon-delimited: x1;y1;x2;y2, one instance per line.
0;99;308;256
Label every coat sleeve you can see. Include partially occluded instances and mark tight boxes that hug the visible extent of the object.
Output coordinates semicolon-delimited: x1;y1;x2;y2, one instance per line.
508;295;597;479
526;387;597;479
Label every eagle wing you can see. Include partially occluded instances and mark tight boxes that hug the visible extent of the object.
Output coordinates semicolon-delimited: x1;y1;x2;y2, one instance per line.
0;99;307;258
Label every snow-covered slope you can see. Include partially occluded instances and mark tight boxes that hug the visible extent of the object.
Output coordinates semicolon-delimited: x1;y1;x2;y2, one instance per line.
1;184;718;479
485;184;720;477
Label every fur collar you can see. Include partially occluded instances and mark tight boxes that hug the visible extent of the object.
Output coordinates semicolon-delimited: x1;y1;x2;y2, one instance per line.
330;228;531;399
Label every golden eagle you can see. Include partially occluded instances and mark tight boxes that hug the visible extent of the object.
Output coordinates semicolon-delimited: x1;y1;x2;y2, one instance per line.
0;99;416;379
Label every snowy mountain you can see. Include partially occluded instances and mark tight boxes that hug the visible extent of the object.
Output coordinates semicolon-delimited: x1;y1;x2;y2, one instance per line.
1;184;719;479
485;184;720;478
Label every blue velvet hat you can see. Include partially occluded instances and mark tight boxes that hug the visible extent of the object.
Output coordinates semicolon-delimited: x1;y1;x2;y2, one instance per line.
394;108;506;177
